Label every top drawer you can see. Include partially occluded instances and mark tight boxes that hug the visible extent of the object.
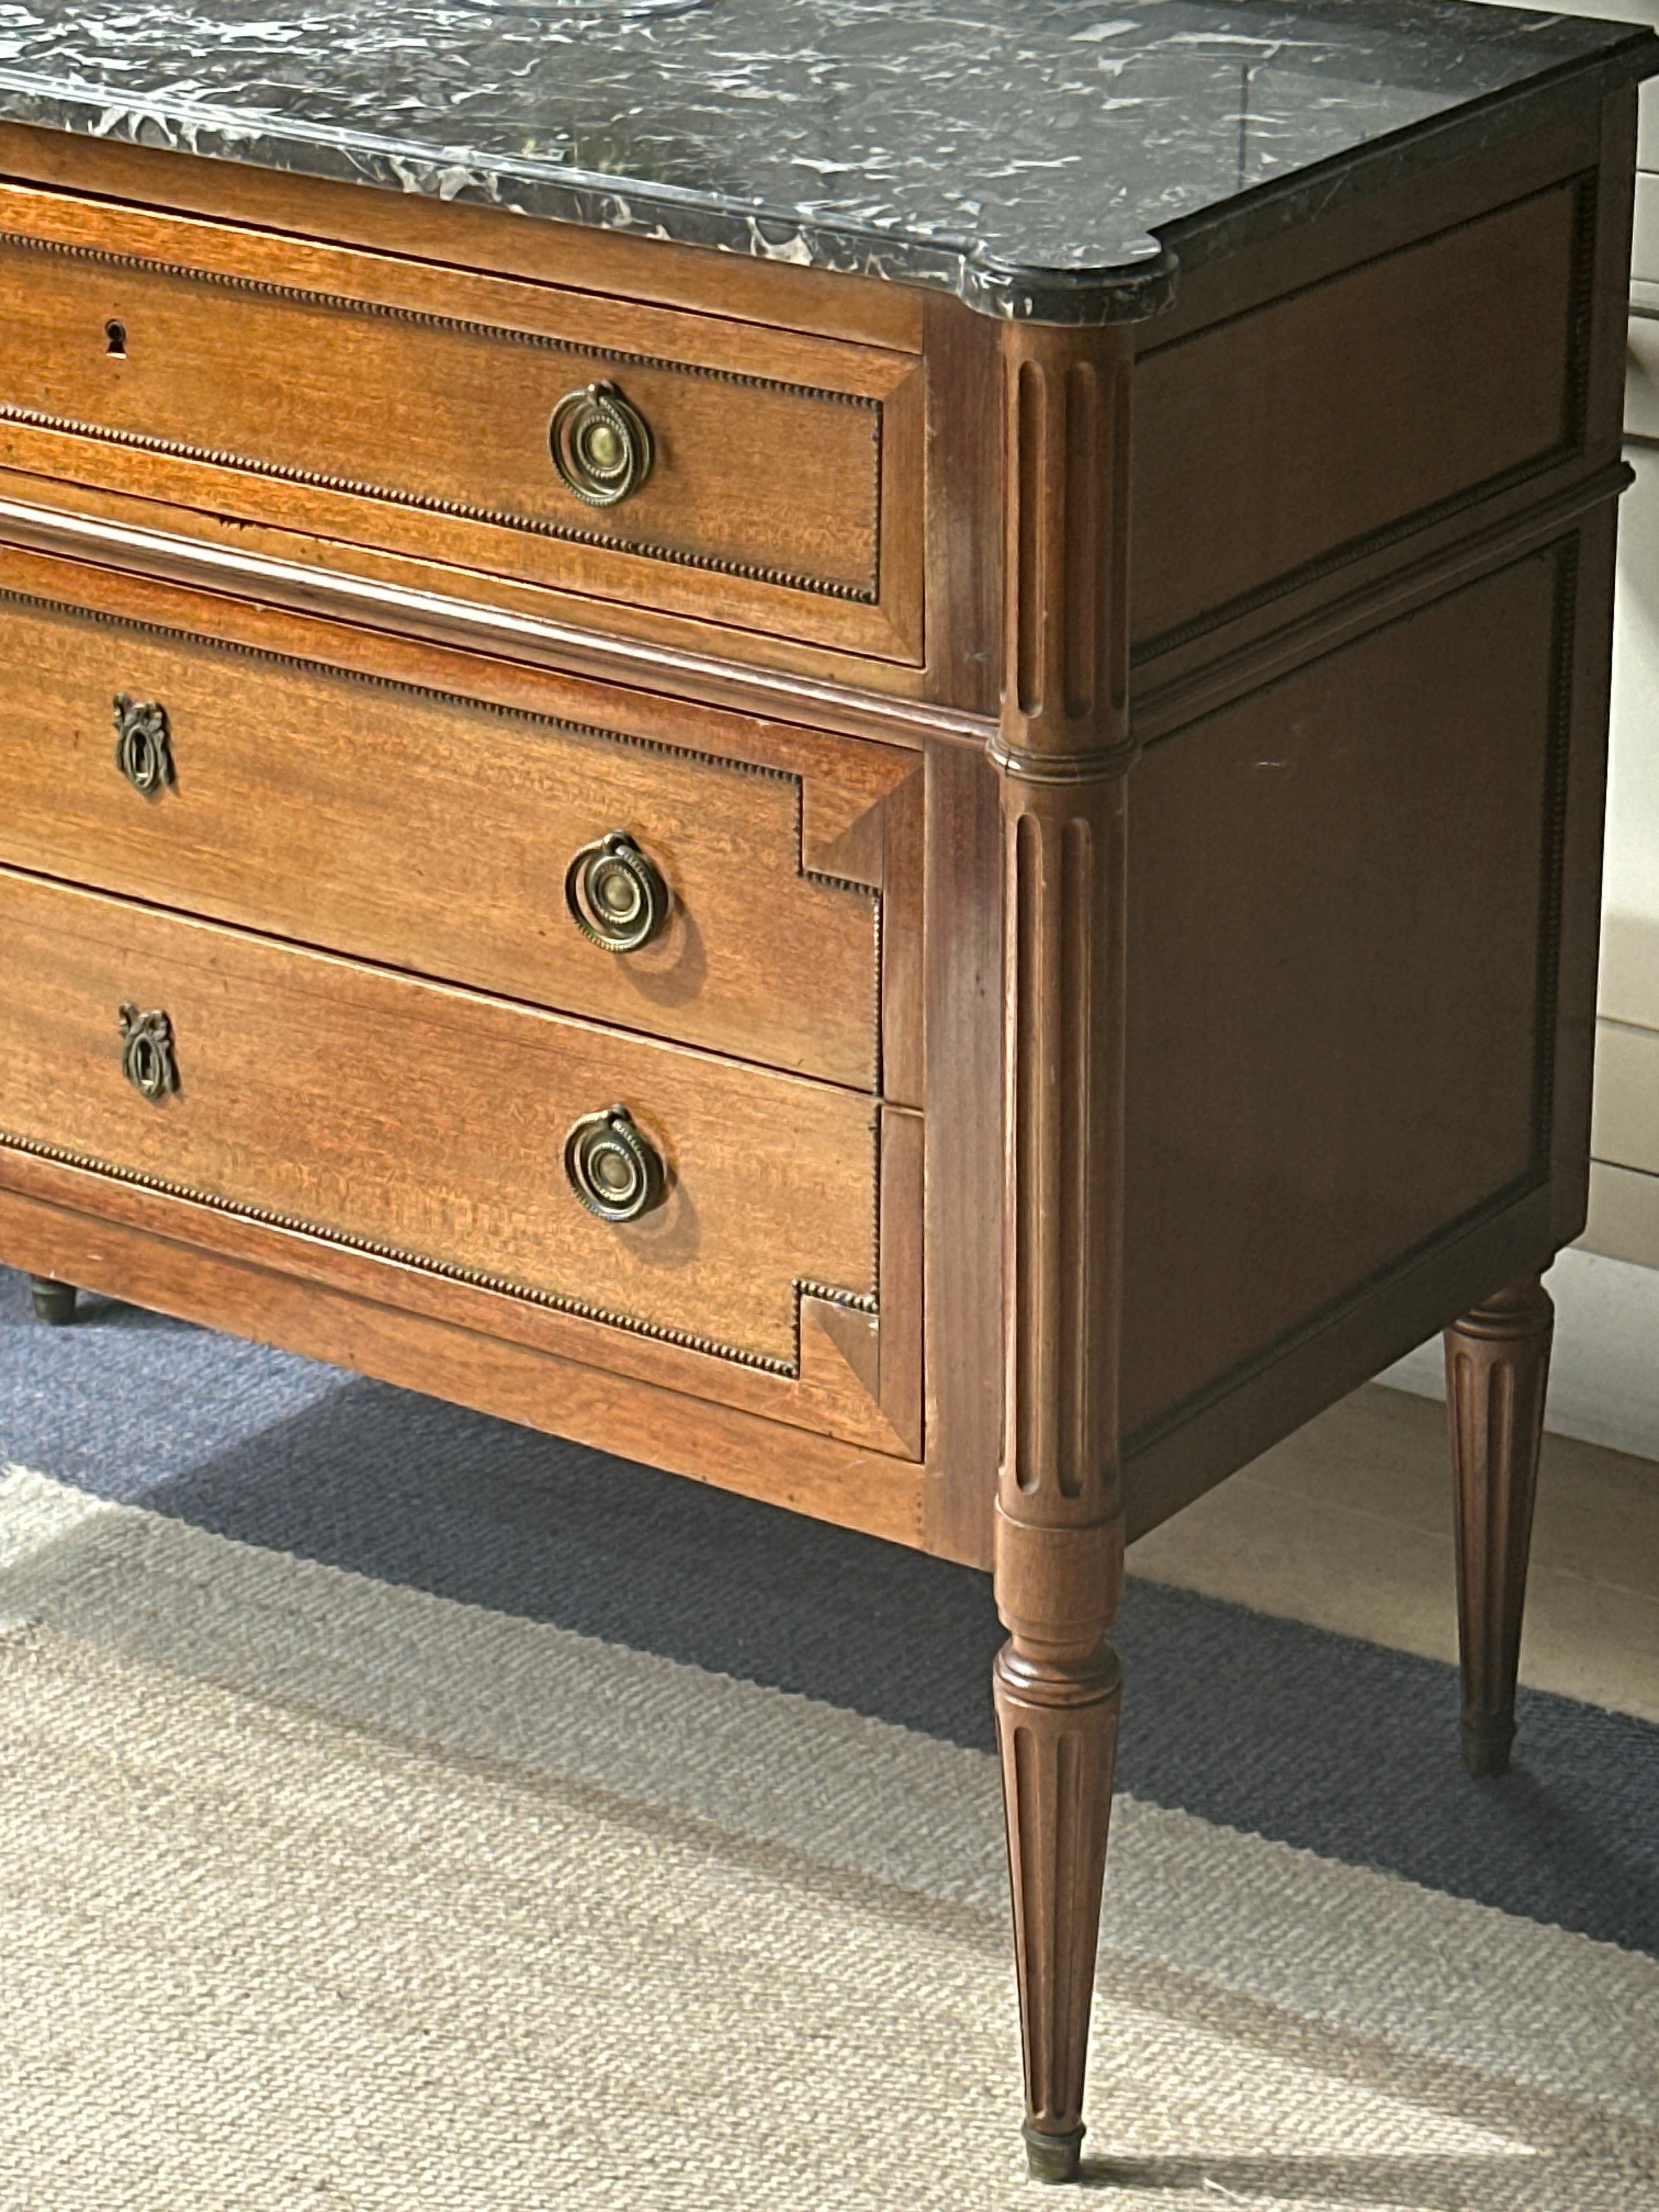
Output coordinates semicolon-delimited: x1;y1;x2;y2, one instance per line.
0;185;923;662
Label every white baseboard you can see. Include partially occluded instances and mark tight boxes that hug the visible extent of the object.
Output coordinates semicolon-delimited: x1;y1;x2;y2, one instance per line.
1378;1246;1659;1464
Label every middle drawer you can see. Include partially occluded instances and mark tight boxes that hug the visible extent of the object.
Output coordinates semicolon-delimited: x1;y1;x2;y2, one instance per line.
0;865;879;1374
0;568;897;1090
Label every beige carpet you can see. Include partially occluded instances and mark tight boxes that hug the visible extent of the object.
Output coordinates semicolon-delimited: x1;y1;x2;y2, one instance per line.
0;1468;1656;2210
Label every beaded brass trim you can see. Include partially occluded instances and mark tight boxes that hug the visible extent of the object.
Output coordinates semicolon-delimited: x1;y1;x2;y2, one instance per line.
0;1130;878;1378
0;225;884;603
0;578;883;1092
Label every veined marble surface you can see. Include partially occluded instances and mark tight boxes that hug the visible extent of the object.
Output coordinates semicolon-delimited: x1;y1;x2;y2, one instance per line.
0;0;1650;317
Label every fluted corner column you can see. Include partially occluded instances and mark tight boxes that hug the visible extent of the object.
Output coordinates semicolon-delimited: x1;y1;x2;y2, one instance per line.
1444;1271;1554;1777
990;319;1136;2185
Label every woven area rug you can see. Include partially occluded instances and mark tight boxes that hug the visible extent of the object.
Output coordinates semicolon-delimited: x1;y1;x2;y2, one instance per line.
1;1266;1656;2209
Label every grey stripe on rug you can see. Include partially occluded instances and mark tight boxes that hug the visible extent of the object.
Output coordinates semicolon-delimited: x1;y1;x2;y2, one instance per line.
1;1466;1657;2210
3;1267;1658;2207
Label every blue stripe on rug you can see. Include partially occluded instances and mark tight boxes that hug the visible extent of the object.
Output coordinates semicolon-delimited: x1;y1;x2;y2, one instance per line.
4;1266;1656;1955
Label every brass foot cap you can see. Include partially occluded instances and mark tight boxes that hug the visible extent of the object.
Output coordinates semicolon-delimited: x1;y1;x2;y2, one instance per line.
1462;1718;1514;1779
1023;2123;1084;2183
30;1278;78;1328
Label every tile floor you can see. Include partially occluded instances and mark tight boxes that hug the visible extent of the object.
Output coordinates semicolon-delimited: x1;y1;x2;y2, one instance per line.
1126;1381;1659;1725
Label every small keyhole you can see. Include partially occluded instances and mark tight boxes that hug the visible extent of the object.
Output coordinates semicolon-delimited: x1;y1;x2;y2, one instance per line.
104;319;126;356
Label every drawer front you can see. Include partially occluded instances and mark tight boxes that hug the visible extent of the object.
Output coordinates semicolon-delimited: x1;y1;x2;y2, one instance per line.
0;868;880;1373
0;576;896;1092
0;187;923;661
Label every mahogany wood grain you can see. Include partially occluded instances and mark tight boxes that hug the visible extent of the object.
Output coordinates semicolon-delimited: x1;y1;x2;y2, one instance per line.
0;182;924;661
1129;462;1627;750
1126;478;1619;1532
0;573;891;1091
921;292;1002;720
0;1133;921;1457
0;467;985;740
1119;1184;1559;1545
806;1103;924;1460
0;866;881;1372
0;1180;926;1543
1444;1273;1554;1777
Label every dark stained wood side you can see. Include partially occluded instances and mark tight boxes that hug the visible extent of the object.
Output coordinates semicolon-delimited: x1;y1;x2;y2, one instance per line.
1118;493;1622;1540
1550;505;1618;1253
1114;92;1638;1542
1120;547;1567;1442
1547;86;1635;1244
1132;179;1590;650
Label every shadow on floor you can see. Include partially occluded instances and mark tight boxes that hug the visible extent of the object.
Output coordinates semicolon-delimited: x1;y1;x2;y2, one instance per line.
3;1267;1656;1951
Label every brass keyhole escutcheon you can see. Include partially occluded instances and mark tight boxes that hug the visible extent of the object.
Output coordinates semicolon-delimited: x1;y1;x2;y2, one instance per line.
563;831;669;952
549;381;653;507
118;1003;178;1102
114;695;174;795
564;1104;665;1223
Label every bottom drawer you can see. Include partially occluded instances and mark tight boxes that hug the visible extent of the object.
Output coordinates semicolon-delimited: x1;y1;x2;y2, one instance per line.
0;868;879;1375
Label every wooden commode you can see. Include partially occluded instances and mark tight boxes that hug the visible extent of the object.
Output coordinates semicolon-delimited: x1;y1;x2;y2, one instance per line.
0;0;1651;2178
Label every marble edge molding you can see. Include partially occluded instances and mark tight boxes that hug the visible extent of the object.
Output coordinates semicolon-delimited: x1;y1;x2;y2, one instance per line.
1159;37;1659;301
0;32;1652;323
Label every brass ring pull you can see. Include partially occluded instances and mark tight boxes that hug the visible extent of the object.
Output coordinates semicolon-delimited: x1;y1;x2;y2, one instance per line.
563;831;669;952
118;1003;178;1102
114;695;174;795
549;381;653;507
564;1104;664;1223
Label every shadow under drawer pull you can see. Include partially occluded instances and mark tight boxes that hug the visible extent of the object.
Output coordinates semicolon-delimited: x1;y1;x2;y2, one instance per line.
563;830;669;953
113;693;173;795
549;380;653;507
563;1103;664;1223
117;1002;178;1101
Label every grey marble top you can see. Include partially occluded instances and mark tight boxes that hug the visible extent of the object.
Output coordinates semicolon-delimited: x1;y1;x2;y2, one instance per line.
0;0;1651;318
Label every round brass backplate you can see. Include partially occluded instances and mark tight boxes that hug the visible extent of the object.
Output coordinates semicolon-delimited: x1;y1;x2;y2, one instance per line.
563;831;669;952
549;381;653;507
563;1103;665;1223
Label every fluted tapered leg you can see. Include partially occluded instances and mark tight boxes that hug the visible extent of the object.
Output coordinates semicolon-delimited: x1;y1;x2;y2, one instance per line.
991;316;1137;2181
1444;1271;1553;1776
29;1276;77;1326
993;1636;1121;2180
